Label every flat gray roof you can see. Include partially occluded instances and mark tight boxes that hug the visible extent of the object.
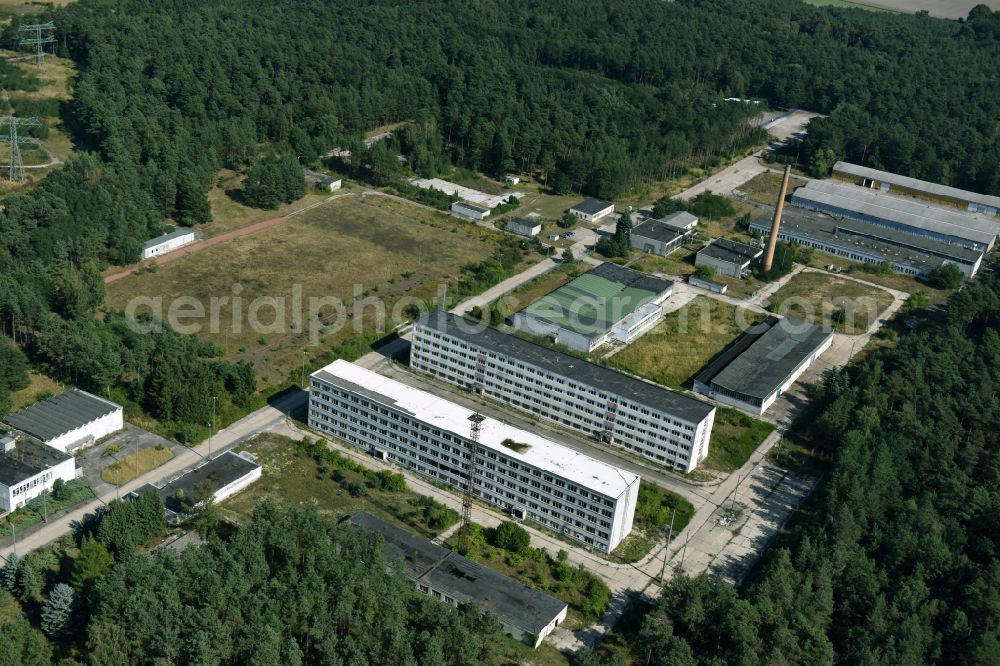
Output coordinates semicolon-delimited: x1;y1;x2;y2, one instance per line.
453;201;489;214
571;198;614;216
4;389;121;443
792;180;1000;247
751;208;983;268
143;451;259;513
349;512;566;636
660;211;698;228
418;311;715;424
143;228;194;250
632;218;689;244
833;162;1000;209
706;317;833;400
697;238;762;266
0;434;72;487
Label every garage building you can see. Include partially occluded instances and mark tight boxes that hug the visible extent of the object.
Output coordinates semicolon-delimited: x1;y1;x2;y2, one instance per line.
694;316;833;415
832;162;1000;216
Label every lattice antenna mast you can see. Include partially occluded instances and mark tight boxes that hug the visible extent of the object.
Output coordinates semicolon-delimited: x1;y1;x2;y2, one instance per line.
457;412;485;552
19;22;56;66
0;116;42;182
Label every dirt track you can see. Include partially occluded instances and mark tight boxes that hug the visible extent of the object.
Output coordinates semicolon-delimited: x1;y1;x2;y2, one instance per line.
850;0;1000;19
103;194;348;284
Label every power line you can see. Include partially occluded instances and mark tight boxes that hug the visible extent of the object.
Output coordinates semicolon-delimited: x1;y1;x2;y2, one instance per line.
457;412;484;553
19;22;56;67
0;116;42;182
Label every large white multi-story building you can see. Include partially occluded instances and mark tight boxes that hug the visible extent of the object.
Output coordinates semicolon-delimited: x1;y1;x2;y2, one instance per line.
411;312;716;473
309;360;640;553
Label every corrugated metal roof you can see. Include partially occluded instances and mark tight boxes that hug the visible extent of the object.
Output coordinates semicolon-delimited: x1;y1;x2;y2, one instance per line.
833;162;1000;209
143;228;194;250
4;389;121;442
570;198;614;216
792;180;1000;247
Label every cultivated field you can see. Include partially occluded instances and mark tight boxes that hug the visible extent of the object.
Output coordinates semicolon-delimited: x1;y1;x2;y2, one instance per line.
105;195;499;384
765;272;895;334
808;0;1000;19
606;296;765;389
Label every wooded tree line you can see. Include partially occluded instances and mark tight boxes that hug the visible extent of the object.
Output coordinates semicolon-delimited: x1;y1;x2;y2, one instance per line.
0;500;510;664
597;263;1000;665
2;0;998;421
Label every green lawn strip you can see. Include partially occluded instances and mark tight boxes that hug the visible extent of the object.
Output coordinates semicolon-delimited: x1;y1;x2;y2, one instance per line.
0;479;95;532
612;481;695;563
704;407;776;472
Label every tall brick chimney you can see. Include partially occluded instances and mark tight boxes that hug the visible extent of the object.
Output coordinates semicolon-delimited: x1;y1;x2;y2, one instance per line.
763;164;792;273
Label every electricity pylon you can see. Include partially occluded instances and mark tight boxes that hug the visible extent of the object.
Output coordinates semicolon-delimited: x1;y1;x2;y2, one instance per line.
457;412;485;553
19;22;56;66
0;116;42;182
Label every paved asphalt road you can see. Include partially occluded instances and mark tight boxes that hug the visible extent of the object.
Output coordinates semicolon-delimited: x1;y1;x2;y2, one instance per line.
0;390;305;562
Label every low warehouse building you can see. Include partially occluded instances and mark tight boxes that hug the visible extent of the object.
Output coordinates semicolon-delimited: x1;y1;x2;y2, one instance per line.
695;238;762;279
131;451;261;523
142;229;196;260
304;169;342;192
451;200;490;221
749;209;984;278
791;180;999;251
4;389;123;453
0;432;76;513
506;217;542;237
511;262;672;352
568;198;615;223
694;316;833;415
349;512;568;648
631;214;696;256
832;161;1000;216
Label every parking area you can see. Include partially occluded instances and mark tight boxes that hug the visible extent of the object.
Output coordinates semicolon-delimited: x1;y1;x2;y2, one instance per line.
671;459;817;585
75;423;189;498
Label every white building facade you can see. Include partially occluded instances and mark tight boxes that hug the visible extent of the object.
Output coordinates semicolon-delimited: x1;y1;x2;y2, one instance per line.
411;313;716;473
0;435;77;513
309;360;640;553
142;229;196;260
4;389;124;453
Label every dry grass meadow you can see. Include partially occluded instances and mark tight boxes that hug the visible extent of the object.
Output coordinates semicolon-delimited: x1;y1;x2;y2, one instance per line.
766;272;895;334
105;195;499;384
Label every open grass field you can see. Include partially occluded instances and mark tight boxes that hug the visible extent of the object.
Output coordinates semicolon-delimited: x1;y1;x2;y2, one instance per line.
612;481;694;563
804;0;893;11
739;171;808;206
222;433;458;539
101;446;176;485
9;372;63;411
203;169;338;237
106;195;499;385
704;407;776;472
766;271;895;334
606;296;765;389
803;252;949;303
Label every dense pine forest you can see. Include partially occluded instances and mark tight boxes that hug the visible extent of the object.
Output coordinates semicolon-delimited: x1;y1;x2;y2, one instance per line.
579;265;1000;665
0;0;999;425
0;1;998;663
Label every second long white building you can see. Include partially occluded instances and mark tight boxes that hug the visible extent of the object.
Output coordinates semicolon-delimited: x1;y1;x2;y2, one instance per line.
309;360;640;553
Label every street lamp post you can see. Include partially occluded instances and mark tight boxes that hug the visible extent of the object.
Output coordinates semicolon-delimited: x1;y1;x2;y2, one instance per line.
659;509;677;583
300;352;307;388
210;395;217;460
